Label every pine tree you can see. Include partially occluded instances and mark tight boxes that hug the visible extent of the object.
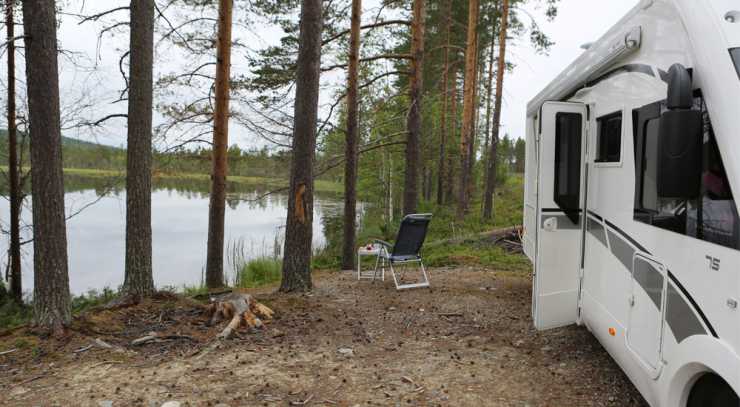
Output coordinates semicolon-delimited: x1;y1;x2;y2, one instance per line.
205;0;234;289
280;0;323;292
21;0;71;334
123;0;156;298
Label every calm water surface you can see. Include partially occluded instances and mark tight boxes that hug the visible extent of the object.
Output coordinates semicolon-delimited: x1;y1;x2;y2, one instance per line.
0;177;345;295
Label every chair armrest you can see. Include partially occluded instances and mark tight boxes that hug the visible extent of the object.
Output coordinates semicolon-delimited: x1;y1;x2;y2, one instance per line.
373;239;393;249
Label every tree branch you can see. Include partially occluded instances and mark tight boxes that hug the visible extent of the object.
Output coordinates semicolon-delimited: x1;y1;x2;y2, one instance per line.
321;53;412;72
322;19;412;46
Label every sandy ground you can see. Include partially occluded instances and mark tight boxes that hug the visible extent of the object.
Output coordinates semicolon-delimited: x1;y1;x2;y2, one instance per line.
0;267;648;407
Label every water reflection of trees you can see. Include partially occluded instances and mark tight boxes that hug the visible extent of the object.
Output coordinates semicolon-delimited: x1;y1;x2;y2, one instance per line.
0;174;344;210
0;173;360;256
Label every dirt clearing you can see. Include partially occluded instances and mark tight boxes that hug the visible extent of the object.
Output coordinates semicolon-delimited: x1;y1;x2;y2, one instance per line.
0;267;647;406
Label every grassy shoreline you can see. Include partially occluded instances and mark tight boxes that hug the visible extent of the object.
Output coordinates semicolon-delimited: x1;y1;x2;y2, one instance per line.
1;166;342;194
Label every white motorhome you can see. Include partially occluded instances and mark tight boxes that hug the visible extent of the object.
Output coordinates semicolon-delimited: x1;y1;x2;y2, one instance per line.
523;1;740;405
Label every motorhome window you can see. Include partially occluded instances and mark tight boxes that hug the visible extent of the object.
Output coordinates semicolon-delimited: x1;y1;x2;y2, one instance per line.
554;112;582;223
633;98;740;250
595;112;622;163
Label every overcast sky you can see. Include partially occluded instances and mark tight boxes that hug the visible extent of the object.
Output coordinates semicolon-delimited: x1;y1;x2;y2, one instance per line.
503;0;639;139
9;0;641;148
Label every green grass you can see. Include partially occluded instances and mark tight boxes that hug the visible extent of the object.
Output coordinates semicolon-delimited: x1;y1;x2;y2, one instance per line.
0;299;32;330
313;174;527;271
70;288;117;314
0;284;118;330
423;241;530;271
236;258;282;288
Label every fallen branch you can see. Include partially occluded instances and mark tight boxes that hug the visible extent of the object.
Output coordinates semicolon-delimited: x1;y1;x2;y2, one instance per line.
89;360;124;369
290;394;314;406
426;226;523;248
94;338;114;349
0;348;18;356
437;312;463;318
131;333;196;346
73;344;94;353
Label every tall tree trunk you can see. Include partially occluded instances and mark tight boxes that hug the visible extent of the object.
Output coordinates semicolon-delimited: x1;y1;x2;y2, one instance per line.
436;0;452;206
424;167;433;200
445;68;458;204
340;0;361;271
6;0;21;304
205;0;233;288
457;0;480;218
483;0;509;220
466;45;484;200
403;0;425;215
481;10;498;197
21;0;70;334
421;162;428;200
280;0;322;292
123;0;156;298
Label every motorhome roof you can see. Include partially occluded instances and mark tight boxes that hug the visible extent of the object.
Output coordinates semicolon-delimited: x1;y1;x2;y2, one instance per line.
526;0;652;117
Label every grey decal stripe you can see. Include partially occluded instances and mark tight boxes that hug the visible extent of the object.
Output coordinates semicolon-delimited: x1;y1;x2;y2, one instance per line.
587;217;608;247
633;257;663;310
604;219;651;255
667;271;718;339
666;282;706;342
586;210;716;341
607;229;636;271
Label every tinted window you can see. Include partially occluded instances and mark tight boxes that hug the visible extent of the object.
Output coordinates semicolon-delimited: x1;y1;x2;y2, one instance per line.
633;97;740;250
731;48;740;80
554;112;582;224
596;112;622;163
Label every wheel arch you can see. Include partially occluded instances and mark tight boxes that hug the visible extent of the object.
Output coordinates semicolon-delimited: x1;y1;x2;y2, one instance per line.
663;336;740;406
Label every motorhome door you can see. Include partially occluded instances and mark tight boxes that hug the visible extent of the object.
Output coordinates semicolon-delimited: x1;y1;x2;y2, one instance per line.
533;101;587;330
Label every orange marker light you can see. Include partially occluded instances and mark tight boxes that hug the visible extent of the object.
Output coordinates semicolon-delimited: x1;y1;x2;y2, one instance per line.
609;327;617;336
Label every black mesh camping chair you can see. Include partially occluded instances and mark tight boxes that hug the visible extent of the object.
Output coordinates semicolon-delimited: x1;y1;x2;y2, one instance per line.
373;213;432;290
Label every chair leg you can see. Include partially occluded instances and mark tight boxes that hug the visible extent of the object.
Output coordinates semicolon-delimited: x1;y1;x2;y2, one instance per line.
382;257;386;281
419;260;430;287
373;253;381;281
390;261;400;289
392;259;430;290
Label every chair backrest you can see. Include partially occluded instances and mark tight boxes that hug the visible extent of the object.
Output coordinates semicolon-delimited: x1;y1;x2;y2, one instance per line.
391;213;432;259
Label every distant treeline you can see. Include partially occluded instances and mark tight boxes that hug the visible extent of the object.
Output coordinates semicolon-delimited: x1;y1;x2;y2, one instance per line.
0;130;293;179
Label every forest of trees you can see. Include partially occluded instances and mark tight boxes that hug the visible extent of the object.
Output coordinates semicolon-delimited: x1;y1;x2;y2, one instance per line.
3;0;552;334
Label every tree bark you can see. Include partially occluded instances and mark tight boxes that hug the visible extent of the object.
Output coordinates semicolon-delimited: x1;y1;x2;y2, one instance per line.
457;0;480;219
124;0;156;298
445;68;458;204
205;0;233;289
466;43;484;201
481;8;498;199
340;0;361;271
6;0;21;304
21;0;71;334
280;0;322;292
403;0;425;215
483;0;509;220
436;0;453;206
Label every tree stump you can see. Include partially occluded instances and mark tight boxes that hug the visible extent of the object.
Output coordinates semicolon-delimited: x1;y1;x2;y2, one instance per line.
204;293;274;339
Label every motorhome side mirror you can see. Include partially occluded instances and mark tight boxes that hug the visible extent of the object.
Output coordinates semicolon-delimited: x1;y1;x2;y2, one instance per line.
657;64;702;199
657;110;702;198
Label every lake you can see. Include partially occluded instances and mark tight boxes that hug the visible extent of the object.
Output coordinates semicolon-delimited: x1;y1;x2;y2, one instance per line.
0;175;347;295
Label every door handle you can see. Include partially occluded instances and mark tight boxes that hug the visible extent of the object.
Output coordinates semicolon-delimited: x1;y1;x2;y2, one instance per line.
543;217;558;232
